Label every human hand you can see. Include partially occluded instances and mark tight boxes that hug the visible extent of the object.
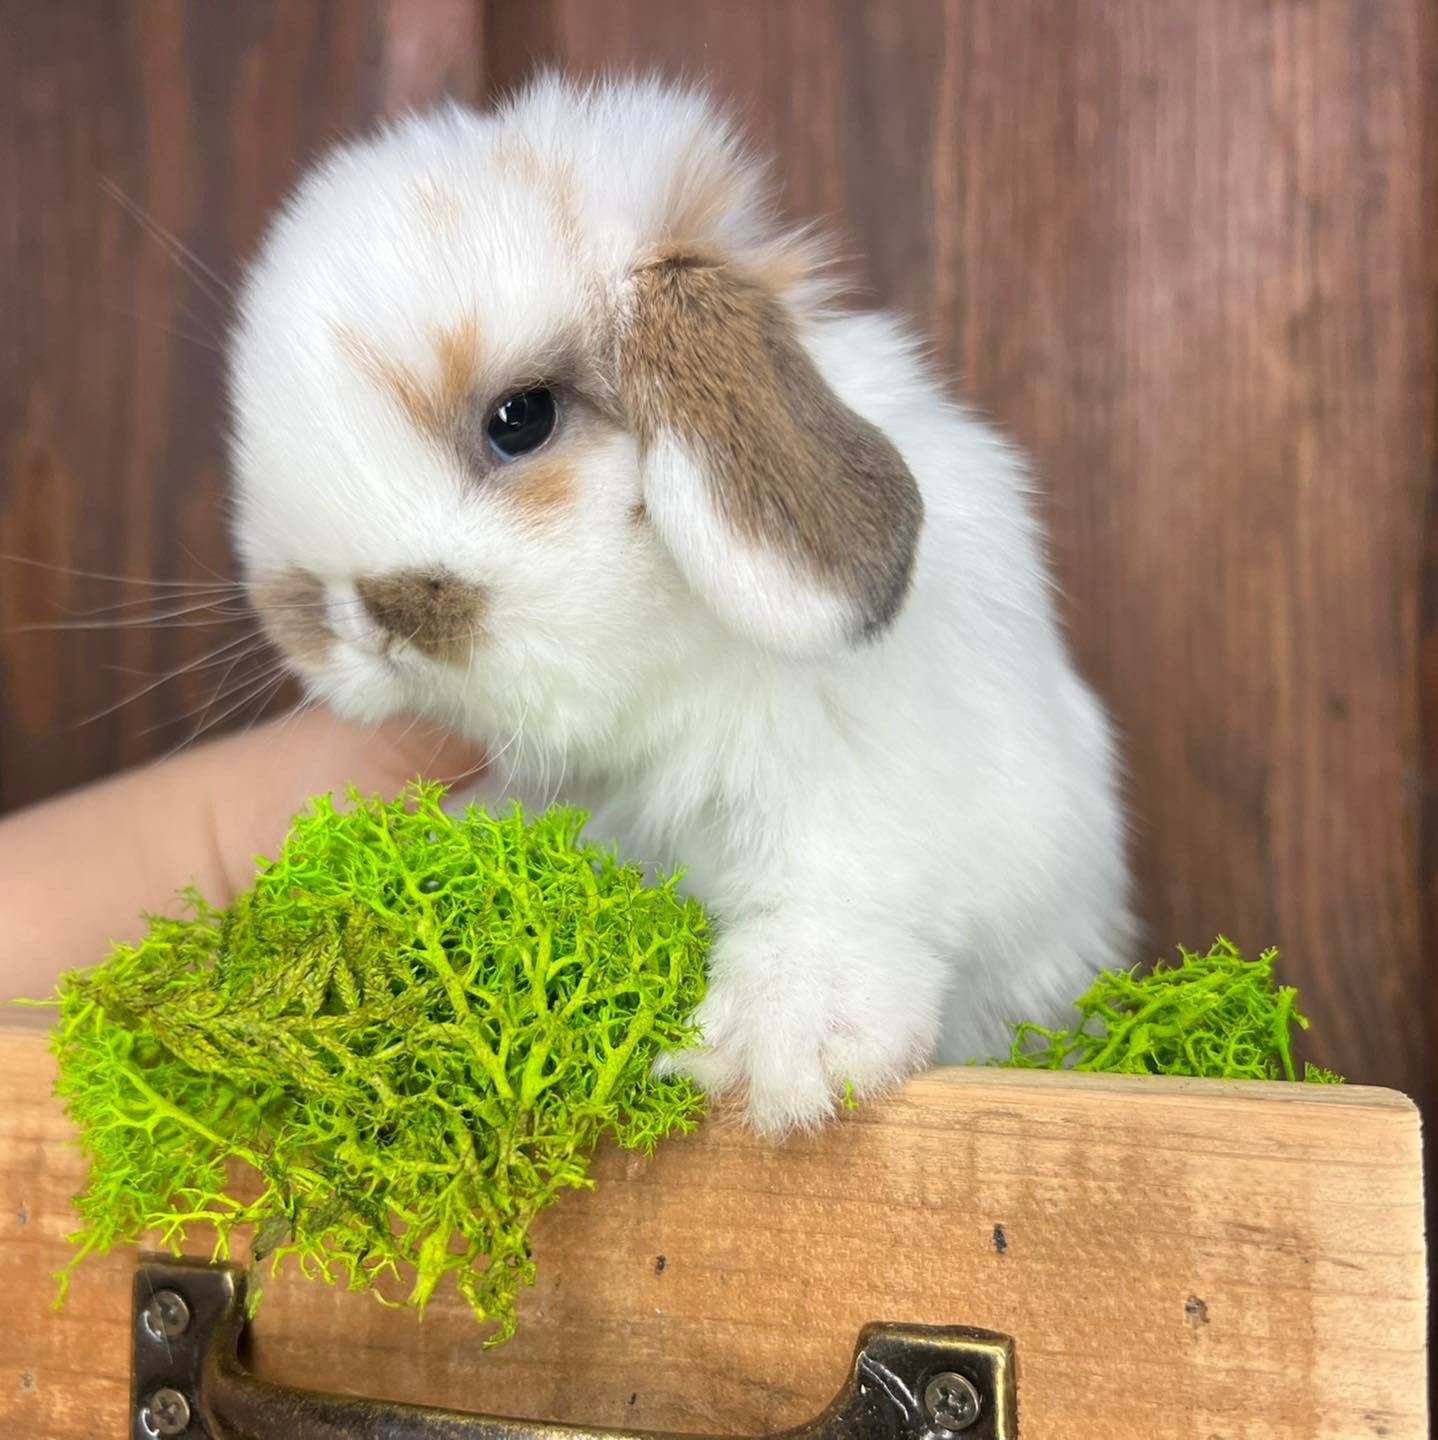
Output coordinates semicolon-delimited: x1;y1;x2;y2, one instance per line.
0;709;486;1004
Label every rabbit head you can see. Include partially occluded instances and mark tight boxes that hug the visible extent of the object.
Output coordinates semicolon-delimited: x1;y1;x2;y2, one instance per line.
229;75;923;749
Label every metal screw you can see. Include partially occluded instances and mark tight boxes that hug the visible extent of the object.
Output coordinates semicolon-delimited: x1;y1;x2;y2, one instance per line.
925;1371;982;1431
142;1289;191;1340
143;1387;191;1436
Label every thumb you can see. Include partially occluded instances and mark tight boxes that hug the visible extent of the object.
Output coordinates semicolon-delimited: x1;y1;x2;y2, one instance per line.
206;710;489;902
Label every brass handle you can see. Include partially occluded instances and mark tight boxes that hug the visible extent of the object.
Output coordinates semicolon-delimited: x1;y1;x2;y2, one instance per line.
131;1256;1017;1440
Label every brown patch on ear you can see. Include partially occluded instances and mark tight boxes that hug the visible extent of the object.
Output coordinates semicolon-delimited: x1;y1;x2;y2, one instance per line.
501;454;575;524
629;498;650;527
618;258;923;640
355;569;485;666
251;568;331;665
336;317;483;446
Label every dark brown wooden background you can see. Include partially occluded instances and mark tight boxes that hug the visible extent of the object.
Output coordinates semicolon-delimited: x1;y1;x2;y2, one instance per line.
1;2;1434;1112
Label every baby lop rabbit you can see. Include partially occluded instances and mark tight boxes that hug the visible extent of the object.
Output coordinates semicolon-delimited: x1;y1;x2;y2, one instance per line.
230;75;1134;1136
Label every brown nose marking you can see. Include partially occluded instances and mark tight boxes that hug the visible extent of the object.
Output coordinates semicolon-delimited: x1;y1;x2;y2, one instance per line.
355;570;485;664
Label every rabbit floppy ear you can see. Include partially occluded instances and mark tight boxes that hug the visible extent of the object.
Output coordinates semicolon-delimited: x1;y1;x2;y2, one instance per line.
617;254;923;656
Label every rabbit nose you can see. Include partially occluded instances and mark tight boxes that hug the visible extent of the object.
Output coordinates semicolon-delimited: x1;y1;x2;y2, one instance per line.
355;569;486;664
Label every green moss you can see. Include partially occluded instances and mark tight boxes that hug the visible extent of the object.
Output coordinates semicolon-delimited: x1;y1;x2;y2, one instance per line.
44;783;708;1344
994;936;1344;1083
36;785;1338;1343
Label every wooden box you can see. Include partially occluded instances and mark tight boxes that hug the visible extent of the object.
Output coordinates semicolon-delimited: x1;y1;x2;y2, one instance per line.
0;1026;1426;1437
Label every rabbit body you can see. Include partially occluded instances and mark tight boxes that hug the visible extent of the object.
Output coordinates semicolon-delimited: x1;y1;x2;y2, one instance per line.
230;76;1134;1135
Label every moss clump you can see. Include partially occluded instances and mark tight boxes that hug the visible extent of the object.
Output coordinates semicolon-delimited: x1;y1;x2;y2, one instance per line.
45;783;708;1344
996;937;1343;1082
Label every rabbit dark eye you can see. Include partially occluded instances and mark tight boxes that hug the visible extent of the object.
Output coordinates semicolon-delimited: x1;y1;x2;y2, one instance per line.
486;387;557;459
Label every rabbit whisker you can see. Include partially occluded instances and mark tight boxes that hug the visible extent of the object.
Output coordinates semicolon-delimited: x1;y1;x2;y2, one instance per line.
100;176;236;310
70;630;269;729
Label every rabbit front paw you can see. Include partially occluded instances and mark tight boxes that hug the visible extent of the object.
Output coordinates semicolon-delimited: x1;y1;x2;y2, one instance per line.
655;911;943;1138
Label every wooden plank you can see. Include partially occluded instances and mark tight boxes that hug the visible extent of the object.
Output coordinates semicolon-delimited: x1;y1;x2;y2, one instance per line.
0;1026;1425;1437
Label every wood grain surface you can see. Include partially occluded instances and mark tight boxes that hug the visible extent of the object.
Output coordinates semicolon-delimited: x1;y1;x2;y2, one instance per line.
0;0;1433;1346
0;0;484;802
0;1026;1426;1437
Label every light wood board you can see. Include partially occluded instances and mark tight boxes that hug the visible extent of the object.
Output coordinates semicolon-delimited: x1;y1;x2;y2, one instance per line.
0;1026;1426;1437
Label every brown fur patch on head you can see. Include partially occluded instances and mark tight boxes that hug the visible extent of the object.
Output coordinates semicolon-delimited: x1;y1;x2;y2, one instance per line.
660;140;742;255
355;569;486;666
495;137;582;261
414;177;460;233
655;136;821;300
336;316;483;447
433;316;484;427
745;235;829;299
251;568;331;665
618;256;923;640
500;453;575;525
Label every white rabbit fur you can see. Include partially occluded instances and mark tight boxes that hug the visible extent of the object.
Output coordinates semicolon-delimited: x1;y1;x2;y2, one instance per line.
229;74;1135;1136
